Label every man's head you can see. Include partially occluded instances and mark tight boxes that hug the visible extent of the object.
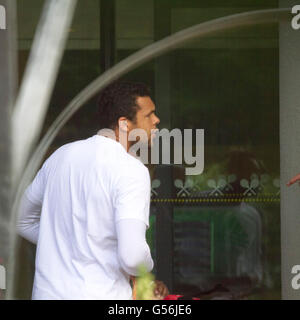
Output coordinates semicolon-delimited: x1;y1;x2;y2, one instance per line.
97;81;160;147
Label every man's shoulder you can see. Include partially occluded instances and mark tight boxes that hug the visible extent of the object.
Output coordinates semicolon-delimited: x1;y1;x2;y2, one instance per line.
112;154;149;176
47;138;86;156
49;137;98;159
40;138;93;172
95;136;148;174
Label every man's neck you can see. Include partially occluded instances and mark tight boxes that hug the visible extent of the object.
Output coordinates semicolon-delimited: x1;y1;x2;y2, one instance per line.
97;129;131;153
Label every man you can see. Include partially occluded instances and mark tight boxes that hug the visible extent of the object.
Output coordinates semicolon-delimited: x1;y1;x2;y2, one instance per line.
17;81;169;300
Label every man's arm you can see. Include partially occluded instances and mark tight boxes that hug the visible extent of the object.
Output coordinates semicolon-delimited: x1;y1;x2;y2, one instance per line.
17;190;42;244
114;162;153;275
116;219;169;299
116;219;153;276
17;165;46;244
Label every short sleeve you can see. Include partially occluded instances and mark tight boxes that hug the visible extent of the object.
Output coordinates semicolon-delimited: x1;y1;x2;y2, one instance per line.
25;163;47;206
114;163;151;228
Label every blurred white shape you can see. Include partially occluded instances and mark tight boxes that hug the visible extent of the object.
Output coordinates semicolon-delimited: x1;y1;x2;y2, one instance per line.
0;264;6;290
11;0;77;188
0;5;6;30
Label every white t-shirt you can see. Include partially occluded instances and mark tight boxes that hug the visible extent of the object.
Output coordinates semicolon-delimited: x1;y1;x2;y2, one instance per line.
23;135;153;300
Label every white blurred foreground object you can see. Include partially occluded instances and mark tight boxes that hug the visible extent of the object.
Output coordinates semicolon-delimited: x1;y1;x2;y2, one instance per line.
0;260;6;290
11;0;77;188
7;0;77;299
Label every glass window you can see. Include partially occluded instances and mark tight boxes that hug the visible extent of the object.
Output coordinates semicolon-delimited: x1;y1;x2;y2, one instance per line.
14;0;281;300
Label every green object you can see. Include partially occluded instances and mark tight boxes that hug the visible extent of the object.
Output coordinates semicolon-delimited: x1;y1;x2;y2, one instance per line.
136;265;155;300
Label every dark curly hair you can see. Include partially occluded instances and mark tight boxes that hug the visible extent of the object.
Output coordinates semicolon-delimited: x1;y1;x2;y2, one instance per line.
97;81;151;130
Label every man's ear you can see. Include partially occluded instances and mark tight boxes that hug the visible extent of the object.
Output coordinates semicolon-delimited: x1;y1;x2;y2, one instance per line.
118;117;129;133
